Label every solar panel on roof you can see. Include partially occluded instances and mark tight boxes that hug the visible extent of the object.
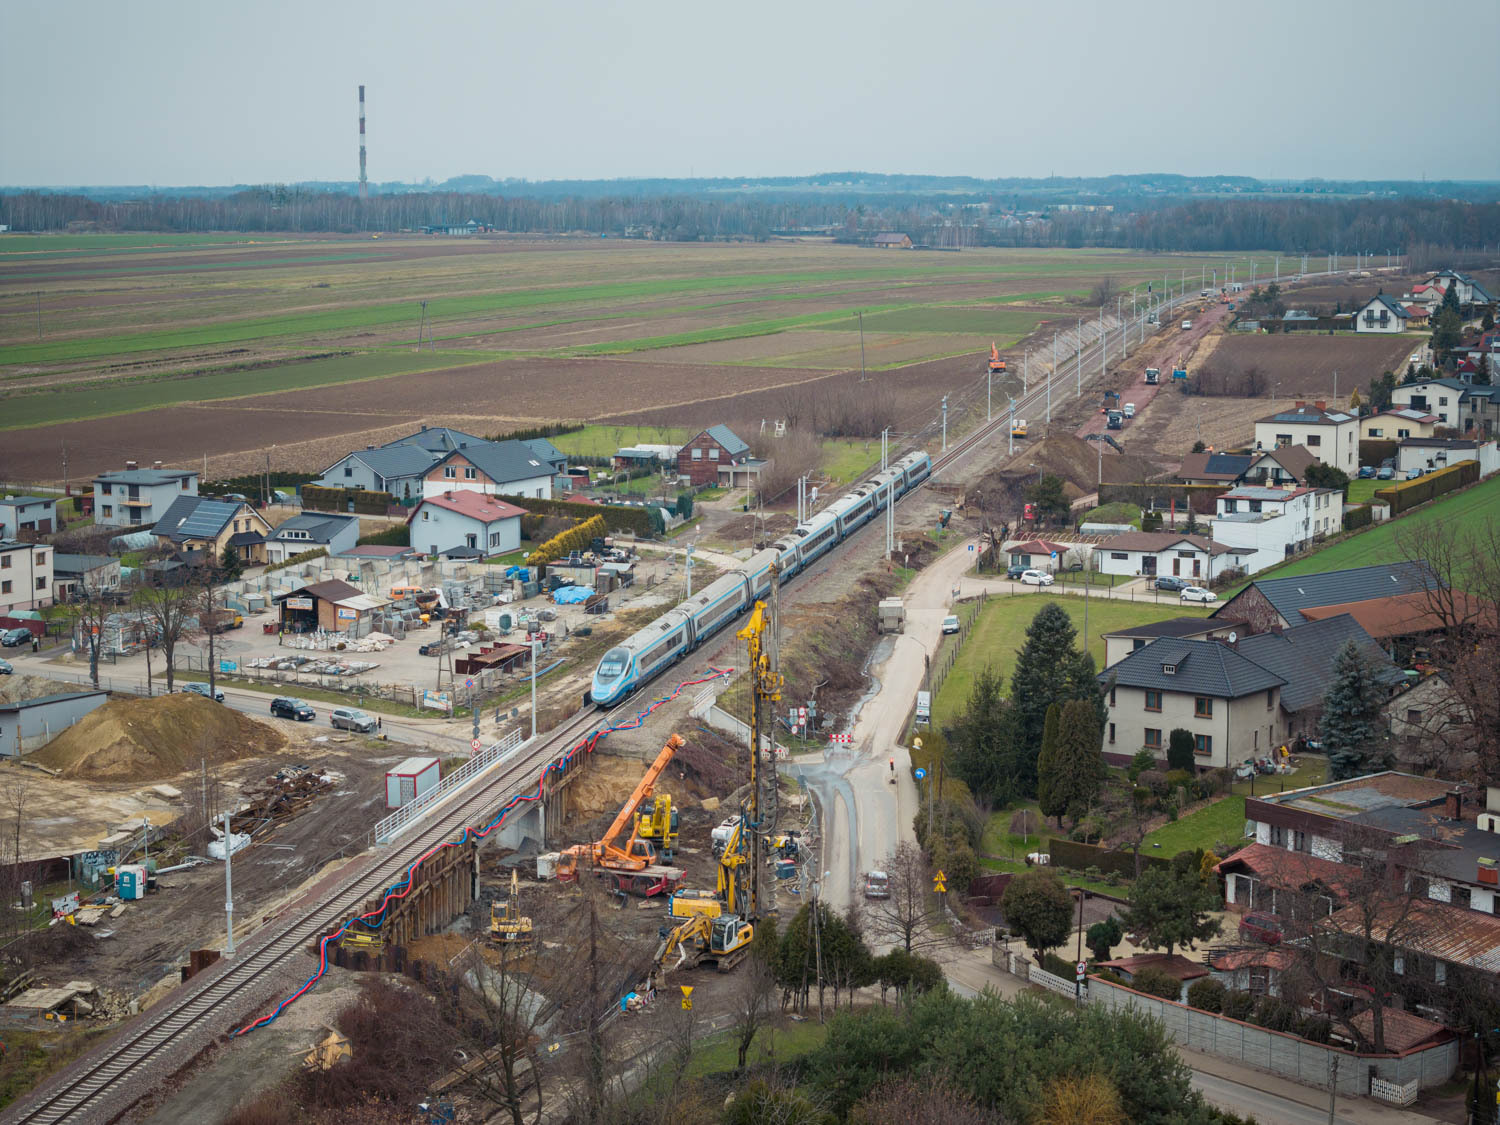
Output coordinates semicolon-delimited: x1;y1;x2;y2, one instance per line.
176;500;240;539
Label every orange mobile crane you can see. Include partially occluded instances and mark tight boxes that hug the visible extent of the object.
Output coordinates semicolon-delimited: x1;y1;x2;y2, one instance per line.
555;734;686;891
988;342;1007;373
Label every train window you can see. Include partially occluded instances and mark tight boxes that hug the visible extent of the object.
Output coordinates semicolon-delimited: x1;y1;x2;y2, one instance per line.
598;648;629;677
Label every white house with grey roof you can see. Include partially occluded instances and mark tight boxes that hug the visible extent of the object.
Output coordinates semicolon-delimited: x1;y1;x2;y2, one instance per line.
92;463;198;528
263;512;362;564
0;496;58;539
421;442;554;500
1354;294;1412;333
1253;402;1359;474
1210;486;1340;575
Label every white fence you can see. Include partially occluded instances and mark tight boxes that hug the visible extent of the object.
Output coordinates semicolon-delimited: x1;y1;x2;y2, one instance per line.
1027;965;1083;999
1370;1076;1418;1106
372;728;528;845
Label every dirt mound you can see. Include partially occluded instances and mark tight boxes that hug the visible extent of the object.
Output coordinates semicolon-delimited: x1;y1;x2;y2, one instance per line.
0;674;82;706
33;693;286;781
974;435;1164;507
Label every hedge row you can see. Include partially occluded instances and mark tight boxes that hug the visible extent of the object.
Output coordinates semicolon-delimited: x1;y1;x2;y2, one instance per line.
528;514;607;569
1098;482;1223;515
1374;460;1478;514
495;494;655;537
486;422;584;444
200;471;318;498
355;523;411;548
1344;503;1373;531
1048;838;1171;879
303;485;396;515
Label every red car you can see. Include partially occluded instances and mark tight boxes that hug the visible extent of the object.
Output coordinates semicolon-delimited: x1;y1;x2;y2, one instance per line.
1239;912;1284;945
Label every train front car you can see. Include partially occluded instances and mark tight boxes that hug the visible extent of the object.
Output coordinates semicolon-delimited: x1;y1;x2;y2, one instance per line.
590;645;636;707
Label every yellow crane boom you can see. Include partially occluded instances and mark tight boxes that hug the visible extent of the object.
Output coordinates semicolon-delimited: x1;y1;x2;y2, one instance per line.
557;734;684;877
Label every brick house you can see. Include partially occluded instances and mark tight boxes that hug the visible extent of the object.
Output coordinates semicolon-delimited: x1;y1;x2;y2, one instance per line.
676;425;751;486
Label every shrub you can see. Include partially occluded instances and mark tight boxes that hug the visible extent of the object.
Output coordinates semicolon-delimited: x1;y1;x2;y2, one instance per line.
1344;503;1373;531
1168;729;1197;773
1043;952;1077;980
1222;990;1256;1021
1299;1015;1332;1043
1250;997;1299;1033
1086;917;1122;962
527;513;607;569
1129;966;1184;1001
1139;769;1169;797
1187;977;1226;1013
1165;768;1194;791
1128;746;1157;780
354;523;410;548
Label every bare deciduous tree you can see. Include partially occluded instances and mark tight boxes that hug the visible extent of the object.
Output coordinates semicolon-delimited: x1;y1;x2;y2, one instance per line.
862;842;940;954
138;576;197;693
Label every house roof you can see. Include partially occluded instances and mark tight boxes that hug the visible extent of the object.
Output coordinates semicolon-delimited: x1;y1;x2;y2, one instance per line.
1399;377;1471;395
52;553;114;574
151;497;246;543
1103;616;1239;640
278;579;377;608
522;437;566;466
94;467;196;485
1098;637;1286;698
1177;451;1252;481
411;492;528;524
1097;954;1209;982
1220;485;1313;503
1297;591;1498;638
383;426;488;454
346;444;441;481
270;513;359;542
1249;444;1317;480
225;531;265;547
1096;531;1235;556
1400;437;1481;449
873;232;910;243
0;495;56;507
1008;539;1073;556
0;540;38;553
1215;843;1354;893
1326;897;1500;973
1221;560;1439;626
337;544;417;558
1368;408;1439;424
1348;1007;1454;1053
1362;293;1411;319
1236;614;1402;713
1209;948;1298;973
700;425;749;457
432;441;552;487
1257;404;1356;426
0;690;108;714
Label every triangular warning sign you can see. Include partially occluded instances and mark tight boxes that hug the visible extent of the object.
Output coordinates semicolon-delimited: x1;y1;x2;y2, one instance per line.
935;870;947;883
679;985;694;998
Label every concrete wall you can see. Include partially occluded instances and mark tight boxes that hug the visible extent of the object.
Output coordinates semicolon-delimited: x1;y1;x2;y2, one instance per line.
1088;976;1458;1093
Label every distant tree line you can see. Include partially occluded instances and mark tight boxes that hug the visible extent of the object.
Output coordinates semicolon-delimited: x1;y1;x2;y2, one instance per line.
3;188;1498;255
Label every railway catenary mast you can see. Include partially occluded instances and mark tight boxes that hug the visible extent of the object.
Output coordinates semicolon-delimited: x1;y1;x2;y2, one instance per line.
358;85;367;201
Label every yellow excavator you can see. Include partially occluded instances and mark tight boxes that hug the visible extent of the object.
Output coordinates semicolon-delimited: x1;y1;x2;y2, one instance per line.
656;912;754;973
489;870;534;946
556;734;686;883
635;793;678;862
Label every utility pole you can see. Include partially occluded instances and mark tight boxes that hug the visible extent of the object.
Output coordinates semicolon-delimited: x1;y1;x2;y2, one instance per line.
858;310;866;382
941;395;948;453
1098;308;1105;380
1049;333;1055;423
1008;397;1015;456
529;639;538;739
416;301;427;351
223;811;236;956
1076;318;1082;393
986;364;992;422
35;291;42;340
685;543;695;599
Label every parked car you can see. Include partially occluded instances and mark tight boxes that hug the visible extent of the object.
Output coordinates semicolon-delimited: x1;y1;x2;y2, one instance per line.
1405;468;1425;480
1152;575;1189;592
941;614;960;635
1020;569;1054;587
0;628;32;648
0;659;11;675
1180;586;1218;604
270;697;316;721
179;682;225;703
1123;403;1136;418
1358;466;1376;479
330;707;377;733
863;871;890;899
1376;466;1396;480
1005;564;1028;580
1239;912;1284;945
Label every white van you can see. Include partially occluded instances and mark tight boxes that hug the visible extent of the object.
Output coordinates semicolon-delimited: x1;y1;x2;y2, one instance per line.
1181;320;1193;331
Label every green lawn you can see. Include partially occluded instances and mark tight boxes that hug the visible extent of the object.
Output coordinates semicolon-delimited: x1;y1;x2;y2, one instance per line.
550;425;691;459
1249;474;1500;588
819;438;882;484
1050;571;1132;588
834;305;1049;336
1141;795;1249;858
683;1019;829;1078
933;595;1210;727
0;350;485;431
1345;478;1381;505
976;855;1125;898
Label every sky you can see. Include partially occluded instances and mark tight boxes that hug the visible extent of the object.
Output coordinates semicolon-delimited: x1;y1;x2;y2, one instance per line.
4;0;1498;187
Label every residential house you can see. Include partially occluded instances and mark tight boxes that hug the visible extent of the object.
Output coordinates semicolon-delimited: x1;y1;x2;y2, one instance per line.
1360;408;1439;442
263;513;362;565
677;425;752;486
613;444;681;470
1253;402;1359;475
316;443;444;500
521;437;567;478
1102;616;1244;669
1234;613;1403;742
52;554;121;600
1092;531;1250;583
1095;954;1209;1003
872;233;913;249
1403;283;1447;314
0;541;52;614
1242;445;1318;487
1354;294;1411;334
1402;305;1432;329
0;496;58;539
92;463;198;528
1005;539;1075;571
152;497;272;564
1384;673;1473;768
1210;486;1341;575
408;491;527;557
1396;437;1500;478
1390;378;1473;431
421;441;555;501
1425;270;1496;310
1208;947;1298;999
1212;560;1439;634
1175;451;1252;488
1096;636;1287;768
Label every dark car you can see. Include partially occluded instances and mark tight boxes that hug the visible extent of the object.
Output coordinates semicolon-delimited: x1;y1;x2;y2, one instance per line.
1239;912;1284;945
1358;466;1376;479
270;697;316;721
0;627;32;648
0;658;12;675
1005;564;1028;580
1152;575;1189;592
179;682;225;703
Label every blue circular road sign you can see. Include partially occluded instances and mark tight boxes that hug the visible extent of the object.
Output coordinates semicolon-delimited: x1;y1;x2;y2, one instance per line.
913;767;927;780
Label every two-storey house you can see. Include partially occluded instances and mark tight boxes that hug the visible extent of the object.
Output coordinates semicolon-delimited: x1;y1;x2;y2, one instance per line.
0;541;53;614
1354;294;1412;333
677;425;752;486
421;442;554;501
0;496;58;539
1253;402;1359;475
1210;486;1340;575
92;463;198;528
408;492;526;557
1360;408;1439;442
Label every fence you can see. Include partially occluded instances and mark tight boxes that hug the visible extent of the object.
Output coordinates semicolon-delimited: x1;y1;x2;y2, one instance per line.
1087;976;1458;1095
372;728;528;845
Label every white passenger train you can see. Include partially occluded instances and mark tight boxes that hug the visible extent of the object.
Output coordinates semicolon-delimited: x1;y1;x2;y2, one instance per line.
589;450;933;706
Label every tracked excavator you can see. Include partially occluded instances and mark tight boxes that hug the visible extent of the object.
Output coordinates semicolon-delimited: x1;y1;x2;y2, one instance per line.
655;912;755;973
489;869;534;946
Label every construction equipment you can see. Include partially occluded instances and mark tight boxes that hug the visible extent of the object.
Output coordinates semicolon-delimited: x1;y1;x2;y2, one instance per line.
489;869;534;945
555;734;686;880
735;603;782;924
716;815;750;917
634;794;679;862
987;342;1007;374
1100;389;1121;413
668;888;723;920
1144;367;1161;385
1010;419;1028;438
338;923;385;952
655;913;754;973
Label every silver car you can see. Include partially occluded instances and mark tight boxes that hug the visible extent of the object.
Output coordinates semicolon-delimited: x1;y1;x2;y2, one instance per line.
329;707;377;733
1180;586;1218;604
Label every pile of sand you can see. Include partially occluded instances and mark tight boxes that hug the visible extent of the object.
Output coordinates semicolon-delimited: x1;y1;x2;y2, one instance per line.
0;674;81;706
33;693;286;781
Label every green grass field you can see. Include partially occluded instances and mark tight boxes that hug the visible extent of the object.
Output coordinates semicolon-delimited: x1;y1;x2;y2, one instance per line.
933;594;1211;727
549;425;692;459
1141;796;1249;858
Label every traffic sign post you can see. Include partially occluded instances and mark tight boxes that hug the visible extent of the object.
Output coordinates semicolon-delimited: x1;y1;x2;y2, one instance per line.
680;985;694;1011
470;738;482;756
913;767;927;781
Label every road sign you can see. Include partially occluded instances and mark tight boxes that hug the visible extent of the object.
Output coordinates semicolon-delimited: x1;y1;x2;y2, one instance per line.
465;678;474;689
470;738;482;753
680;985;694;1010
913;767;927;781
1076;961;1087;980
968;543;975;552
933;869;947;894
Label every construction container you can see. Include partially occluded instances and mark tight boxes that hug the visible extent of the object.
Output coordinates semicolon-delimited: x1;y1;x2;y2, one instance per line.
116;864;147;901
385;757;440;809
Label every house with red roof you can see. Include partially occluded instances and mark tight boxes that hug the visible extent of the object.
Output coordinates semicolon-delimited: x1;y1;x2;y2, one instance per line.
408;491;527;558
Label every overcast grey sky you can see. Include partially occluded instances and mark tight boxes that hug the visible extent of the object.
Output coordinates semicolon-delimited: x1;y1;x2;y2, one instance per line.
4;0;1497;186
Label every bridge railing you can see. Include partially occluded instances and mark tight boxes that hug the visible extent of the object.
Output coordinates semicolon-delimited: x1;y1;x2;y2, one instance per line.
373;728;529;845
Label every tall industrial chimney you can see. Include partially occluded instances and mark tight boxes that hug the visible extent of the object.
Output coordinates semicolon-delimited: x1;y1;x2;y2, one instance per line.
358;85;368;201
